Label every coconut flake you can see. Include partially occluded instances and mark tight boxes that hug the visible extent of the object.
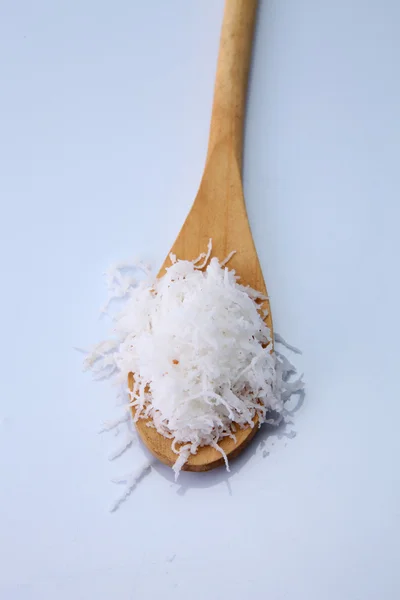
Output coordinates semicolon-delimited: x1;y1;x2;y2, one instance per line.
86;242;304;477
109;459;153;512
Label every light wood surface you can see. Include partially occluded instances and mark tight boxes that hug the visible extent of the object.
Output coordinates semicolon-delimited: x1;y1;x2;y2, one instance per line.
131;0;272;471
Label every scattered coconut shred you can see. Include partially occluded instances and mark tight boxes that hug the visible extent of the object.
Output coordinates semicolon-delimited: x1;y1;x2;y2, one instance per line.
84;241;303;506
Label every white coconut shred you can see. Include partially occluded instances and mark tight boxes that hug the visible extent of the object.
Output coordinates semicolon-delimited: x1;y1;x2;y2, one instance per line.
84;242;304;480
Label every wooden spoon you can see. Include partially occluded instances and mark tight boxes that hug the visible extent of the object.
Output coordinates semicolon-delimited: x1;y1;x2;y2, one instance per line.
130;0;272;471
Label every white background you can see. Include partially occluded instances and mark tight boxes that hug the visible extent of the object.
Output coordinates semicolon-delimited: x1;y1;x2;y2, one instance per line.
1;1;400;598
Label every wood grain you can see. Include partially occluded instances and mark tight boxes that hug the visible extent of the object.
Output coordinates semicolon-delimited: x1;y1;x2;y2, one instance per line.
131;0;272;471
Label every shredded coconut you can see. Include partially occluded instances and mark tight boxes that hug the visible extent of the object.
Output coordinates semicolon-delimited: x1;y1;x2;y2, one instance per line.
85;242;304;479
109;459;153;512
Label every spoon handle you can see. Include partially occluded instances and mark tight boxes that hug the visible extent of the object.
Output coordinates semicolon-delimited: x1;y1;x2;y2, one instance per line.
206;0;258;171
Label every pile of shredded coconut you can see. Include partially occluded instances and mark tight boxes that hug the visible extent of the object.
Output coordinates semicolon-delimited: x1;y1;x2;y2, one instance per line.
84;242;303;478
